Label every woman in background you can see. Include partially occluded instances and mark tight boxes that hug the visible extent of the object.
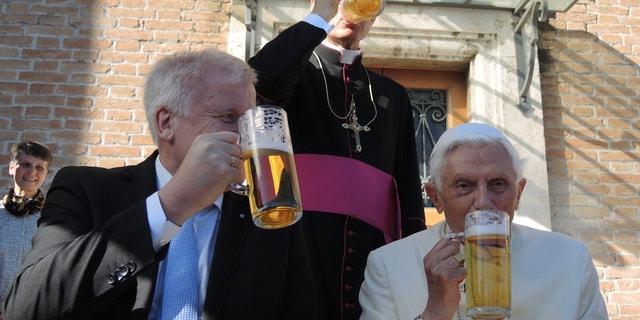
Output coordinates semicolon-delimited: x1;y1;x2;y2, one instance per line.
0;141;52;319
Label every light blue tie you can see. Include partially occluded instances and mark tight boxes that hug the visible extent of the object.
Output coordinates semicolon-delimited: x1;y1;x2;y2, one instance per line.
161;217;199;320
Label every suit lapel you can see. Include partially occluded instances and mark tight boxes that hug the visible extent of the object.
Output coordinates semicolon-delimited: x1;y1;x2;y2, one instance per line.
203;191;252;318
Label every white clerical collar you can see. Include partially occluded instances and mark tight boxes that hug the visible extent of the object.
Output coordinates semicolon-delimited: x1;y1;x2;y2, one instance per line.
321;39;362;65
155;156;223;208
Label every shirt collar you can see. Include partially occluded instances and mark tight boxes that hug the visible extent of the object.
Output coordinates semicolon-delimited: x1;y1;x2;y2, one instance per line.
321;39;362;65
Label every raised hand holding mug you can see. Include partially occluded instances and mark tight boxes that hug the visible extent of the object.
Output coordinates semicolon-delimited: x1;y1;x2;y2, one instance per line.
230;105;303;229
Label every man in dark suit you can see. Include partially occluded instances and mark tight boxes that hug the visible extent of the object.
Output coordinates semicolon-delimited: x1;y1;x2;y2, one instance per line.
2;49;318;320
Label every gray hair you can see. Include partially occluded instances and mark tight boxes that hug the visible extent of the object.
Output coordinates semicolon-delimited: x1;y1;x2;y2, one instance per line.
428;124;525;189
144;49;257;144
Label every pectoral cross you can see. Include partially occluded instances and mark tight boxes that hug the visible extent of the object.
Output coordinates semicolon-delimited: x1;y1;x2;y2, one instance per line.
341;98;370;152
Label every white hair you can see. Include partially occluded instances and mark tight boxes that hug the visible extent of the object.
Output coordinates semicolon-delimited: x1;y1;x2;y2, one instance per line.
428;123;525;189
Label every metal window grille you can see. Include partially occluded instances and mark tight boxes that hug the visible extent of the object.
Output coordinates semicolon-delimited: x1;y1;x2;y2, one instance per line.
409;88;447;207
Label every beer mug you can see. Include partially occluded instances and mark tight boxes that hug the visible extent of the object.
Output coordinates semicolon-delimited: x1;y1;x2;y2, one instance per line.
230;105;303;229
339;0;385;23
464;209;511;319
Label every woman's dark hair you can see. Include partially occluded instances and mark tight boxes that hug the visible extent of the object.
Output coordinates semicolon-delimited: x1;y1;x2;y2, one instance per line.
9;141;52;166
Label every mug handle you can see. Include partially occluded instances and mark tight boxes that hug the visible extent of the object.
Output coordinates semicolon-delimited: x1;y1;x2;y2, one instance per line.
229;182;249;196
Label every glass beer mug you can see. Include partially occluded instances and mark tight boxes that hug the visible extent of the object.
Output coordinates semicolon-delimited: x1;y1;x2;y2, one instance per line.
464;209;511;319
230;105;303;229
339;0;385;23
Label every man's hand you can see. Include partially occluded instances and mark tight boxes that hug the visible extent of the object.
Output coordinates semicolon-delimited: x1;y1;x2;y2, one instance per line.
159;132;243;226
310;0;339;23
419;236;467;320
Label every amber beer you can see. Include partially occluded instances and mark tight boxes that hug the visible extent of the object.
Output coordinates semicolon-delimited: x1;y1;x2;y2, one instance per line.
232;105;303;229
464;210;511;319
340;0;385;23
243;146;302;229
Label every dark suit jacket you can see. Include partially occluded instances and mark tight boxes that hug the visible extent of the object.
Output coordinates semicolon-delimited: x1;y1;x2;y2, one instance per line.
2;152;318;320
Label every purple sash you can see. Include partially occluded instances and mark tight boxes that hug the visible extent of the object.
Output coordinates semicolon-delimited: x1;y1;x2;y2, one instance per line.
294;154;401;243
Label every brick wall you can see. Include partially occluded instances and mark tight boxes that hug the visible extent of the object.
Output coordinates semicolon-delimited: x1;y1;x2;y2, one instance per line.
540;0;640;318
0;0;231;189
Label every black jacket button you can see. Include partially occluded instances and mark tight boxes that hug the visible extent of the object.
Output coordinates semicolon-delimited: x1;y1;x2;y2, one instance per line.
117;265;129;277
126;261;137;273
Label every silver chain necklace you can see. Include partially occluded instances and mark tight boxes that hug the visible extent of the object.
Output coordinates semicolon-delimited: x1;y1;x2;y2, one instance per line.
312;51;378;152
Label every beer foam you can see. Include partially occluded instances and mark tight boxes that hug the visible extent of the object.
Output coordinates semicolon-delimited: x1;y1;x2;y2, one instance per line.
465;224;509;237
244;141;293;153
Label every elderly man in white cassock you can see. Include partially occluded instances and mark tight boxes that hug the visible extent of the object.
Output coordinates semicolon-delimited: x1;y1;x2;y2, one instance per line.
359;122;608;320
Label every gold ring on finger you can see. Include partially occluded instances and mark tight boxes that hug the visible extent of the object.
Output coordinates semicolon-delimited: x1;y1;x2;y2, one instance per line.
453;252;465;267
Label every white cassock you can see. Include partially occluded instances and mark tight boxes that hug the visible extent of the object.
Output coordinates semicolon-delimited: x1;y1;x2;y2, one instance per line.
359;220;608;320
